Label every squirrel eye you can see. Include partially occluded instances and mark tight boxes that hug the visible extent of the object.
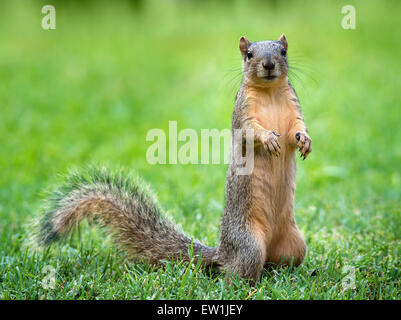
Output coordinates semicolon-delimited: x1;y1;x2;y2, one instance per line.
281;49;287;56
247;51;253;59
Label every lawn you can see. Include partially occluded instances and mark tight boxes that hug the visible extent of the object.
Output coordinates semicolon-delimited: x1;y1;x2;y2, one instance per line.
0;0;400;299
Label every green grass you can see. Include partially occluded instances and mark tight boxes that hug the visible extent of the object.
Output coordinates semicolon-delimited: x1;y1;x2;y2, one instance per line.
0;0;400;299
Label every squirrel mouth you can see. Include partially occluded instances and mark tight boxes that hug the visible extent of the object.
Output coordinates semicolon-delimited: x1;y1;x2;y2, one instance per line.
263;75;277;81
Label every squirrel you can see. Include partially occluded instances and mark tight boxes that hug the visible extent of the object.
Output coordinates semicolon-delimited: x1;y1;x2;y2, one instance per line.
38;34;312;282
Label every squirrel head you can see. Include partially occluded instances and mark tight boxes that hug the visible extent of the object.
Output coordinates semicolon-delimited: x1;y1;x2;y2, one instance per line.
239;35;288;87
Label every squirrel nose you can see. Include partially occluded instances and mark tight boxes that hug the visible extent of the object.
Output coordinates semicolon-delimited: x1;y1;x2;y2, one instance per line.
262;61;275;71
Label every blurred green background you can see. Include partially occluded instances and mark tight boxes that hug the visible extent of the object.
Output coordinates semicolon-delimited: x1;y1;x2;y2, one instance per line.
0;0;400;299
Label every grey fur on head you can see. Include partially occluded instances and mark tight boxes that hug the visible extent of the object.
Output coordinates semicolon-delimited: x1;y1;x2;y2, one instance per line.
239;35;289;84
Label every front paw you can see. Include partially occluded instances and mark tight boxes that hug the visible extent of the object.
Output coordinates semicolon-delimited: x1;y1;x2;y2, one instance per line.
295;131;312;160
260;130;281;156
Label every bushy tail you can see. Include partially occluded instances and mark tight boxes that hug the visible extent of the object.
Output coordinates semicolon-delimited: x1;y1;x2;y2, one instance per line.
38;166;218;266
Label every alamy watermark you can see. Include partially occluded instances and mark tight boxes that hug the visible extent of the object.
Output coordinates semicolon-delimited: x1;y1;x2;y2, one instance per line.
341;5;356;29
40;4;356;31
146;121;254;175
41;265;56;290
341;265;356;291
41;5;56;30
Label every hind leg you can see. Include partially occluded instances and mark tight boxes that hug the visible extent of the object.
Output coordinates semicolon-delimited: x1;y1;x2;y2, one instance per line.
266;222;306;267
220;230;267;283
226;245;265;282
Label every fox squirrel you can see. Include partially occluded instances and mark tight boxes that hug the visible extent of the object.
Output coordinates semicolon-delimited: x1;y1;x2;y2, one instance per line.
38;34;312;282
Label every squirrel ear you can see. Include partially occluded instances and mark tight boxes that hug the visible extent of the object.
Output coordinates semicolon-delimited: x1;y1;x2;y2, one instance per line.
239;36;251;58
278;34;288;51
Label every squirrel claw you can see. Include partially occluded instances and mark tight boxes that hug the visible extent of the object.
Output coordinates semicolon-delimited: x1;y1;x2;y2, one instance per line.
261;130;281;157
296;131;312;160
